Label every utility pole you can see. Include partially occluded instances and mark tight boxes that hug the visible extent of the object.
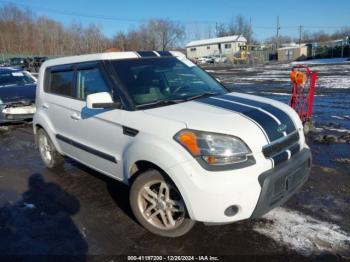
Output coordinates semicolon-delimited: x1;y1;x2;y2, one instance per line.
299;25;303;46
276;16;280;51
249;16;252;45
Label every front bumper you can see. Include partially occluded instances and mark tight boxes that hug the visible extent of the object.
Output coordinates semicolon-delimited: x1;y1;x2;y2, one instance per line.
166;147;311;223
0;104;35;123
251;148;311;218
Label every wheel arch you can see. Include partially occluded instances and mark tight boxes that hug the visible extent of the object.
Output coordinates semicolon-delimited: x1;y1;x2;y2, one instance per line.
128;160;165;184
126;158;195;220
33;119;62;154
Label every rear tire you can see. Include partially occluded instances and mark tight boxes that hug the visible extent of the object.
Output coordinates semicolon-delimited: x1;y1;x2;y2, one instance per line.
37;128;64;169
130;169;195;237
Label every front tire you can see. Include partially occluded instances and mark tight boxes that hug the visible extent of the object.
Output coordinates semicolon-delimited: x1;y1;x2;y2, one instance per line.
37;128;64;169
130;169;195;237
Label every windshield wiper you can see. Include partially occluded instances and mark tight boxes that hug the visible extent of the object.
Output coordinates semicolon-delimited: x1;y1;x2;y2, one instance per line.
135;92;220;109
136;99;185;109
184;92;219;101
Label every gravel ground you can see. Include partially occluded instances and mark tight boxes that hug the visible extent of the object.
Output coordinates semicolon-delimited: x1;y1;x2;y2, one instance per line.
0;60;349;261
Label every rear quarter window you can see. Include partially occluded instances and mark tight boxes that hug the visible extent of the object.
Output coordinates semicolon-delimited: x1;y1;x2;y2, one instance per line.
48;70;74;97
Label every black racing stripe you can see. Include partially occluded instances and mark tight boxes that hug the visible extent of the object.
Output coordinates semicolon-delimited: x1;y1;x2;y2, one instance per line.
272;151;289;166
137;51;157;57
221;94;296;134
290;143;300;156
56;134;117;163
157;51;173;56
198;97;283;141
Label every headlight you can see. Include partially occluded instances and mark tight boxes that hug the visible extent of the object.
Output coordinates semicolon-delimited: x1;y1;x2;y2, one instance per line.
174;129;252;166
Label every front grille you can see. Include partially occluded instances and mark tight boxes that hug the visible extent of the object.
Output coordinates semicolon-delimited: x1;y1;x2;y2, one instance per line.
263;132;300;158
251;149;311;218
286;161;308;190
271;159;309;201
274;176;285;196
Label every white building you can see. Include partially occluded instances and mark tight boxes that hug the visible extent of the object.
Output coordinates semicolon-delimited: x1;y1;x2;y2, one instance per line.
186;35;247;60
277;43;308;62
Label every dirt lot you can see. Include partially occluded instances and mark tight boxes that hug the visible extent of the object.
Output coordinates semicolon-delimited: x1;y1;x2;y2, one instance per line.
0;60;350;261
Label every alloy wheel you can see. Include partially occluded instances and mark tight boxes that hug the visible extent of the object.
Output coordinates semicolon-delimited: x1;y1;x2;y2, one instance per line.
137;180;185;230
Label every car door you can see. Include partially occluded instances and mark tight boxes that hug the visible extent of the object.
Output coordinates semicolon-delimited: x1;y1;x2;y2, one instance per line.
44;65;79;158
64;62;130;180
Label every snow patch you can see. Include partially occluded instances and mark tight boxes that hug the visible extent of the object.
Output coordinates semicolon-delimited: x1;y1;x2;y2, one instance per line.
331;115;345;120
322;126;350;133
262;92;326;97
23;202;36;209
292;58;350;65
253;207;350;256
235;77;291;82
261;92;290;96
318;76;350;89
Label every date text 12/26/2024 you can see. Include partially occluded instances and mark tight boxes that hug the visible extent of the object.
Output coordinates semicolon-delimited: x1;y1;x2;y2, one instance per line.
127;256;220;261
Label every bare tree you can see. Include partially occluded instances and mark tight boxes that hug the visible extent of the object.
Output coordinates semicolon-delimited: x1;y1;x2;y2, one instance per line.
235;15;253;43
216;23;227;37
333;27;350;39
112;32;128;51
215;15;253;43
0;3;184;56
112;19;185;51
0;3;111;56
144;19;185;50
265;35;293;45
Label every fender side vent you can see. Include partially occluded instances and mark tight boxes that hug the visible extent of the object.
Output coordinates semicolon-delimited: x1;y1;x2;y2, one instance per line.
123;126;139;137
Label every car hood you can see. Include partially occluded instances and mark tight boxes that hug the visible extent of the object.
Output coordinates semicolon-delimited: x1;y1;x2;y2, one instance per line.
0;84;36;104
143;92;300;152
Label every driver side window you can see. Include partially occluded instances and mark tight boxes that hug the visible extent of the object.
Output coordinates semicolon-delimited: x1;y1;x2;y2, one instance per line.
76;67;110;100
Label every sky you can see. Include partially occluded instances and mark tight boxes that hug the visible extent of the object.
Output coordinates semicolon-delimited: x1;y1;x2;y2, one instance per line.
1;0;350;42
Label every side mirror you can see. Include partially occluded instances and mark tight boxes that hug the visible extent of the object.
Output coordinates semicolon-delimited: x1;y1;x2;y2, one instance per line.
86;92;121;109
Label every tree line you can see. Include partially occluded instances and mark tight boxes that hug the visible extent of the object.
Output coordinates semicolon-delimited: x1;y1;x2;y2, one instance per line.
0;4;111;56
216;16;350;46
265;28;350;46
215;15;254;44
0;3;349;57
0;4;185;56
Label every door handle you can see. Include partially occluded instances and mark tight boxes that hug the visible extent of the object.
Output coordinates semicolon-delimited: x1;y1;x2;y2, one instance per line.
70;113;81;120
42;104;49;109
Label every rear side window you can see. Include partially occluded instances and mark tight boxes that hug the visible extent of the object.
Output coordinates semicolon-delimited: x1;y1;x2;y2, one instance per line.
49;70;74;97
76;68;110;100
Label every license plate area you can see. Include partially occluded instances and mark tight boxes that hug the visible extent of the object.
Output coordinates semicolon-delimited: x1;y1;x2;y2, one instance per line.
273;160;308;197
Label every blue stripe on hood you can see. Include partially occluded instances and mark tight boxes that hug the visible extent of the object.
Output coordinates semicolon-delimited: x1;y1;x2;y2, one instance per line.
198;96;284;142
221;94;296;135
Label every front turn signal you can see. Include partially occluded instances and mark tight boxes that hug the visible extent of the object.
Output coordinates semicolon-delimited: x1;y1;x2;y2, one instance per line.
176;131;201;156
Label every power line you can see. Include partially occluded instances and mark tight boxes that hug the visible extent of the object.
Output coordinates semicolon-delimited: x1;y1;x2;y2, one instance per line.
0;0;218;25
0;0;348;30
0;0;146;22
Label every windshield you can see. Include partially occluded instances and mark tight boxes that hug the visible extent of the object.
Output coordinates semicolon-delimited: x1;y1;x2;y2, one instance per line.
0;71;36;87
111;57;227;108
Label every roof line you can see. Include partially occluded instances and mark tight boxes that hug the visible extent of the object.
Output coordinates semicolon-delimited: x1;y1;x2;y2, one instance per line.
186;35;247;47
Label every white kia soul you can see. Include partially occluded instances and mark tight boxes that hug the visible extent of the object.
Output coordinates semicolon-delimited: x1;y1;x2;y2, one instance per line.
33;51;311;237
